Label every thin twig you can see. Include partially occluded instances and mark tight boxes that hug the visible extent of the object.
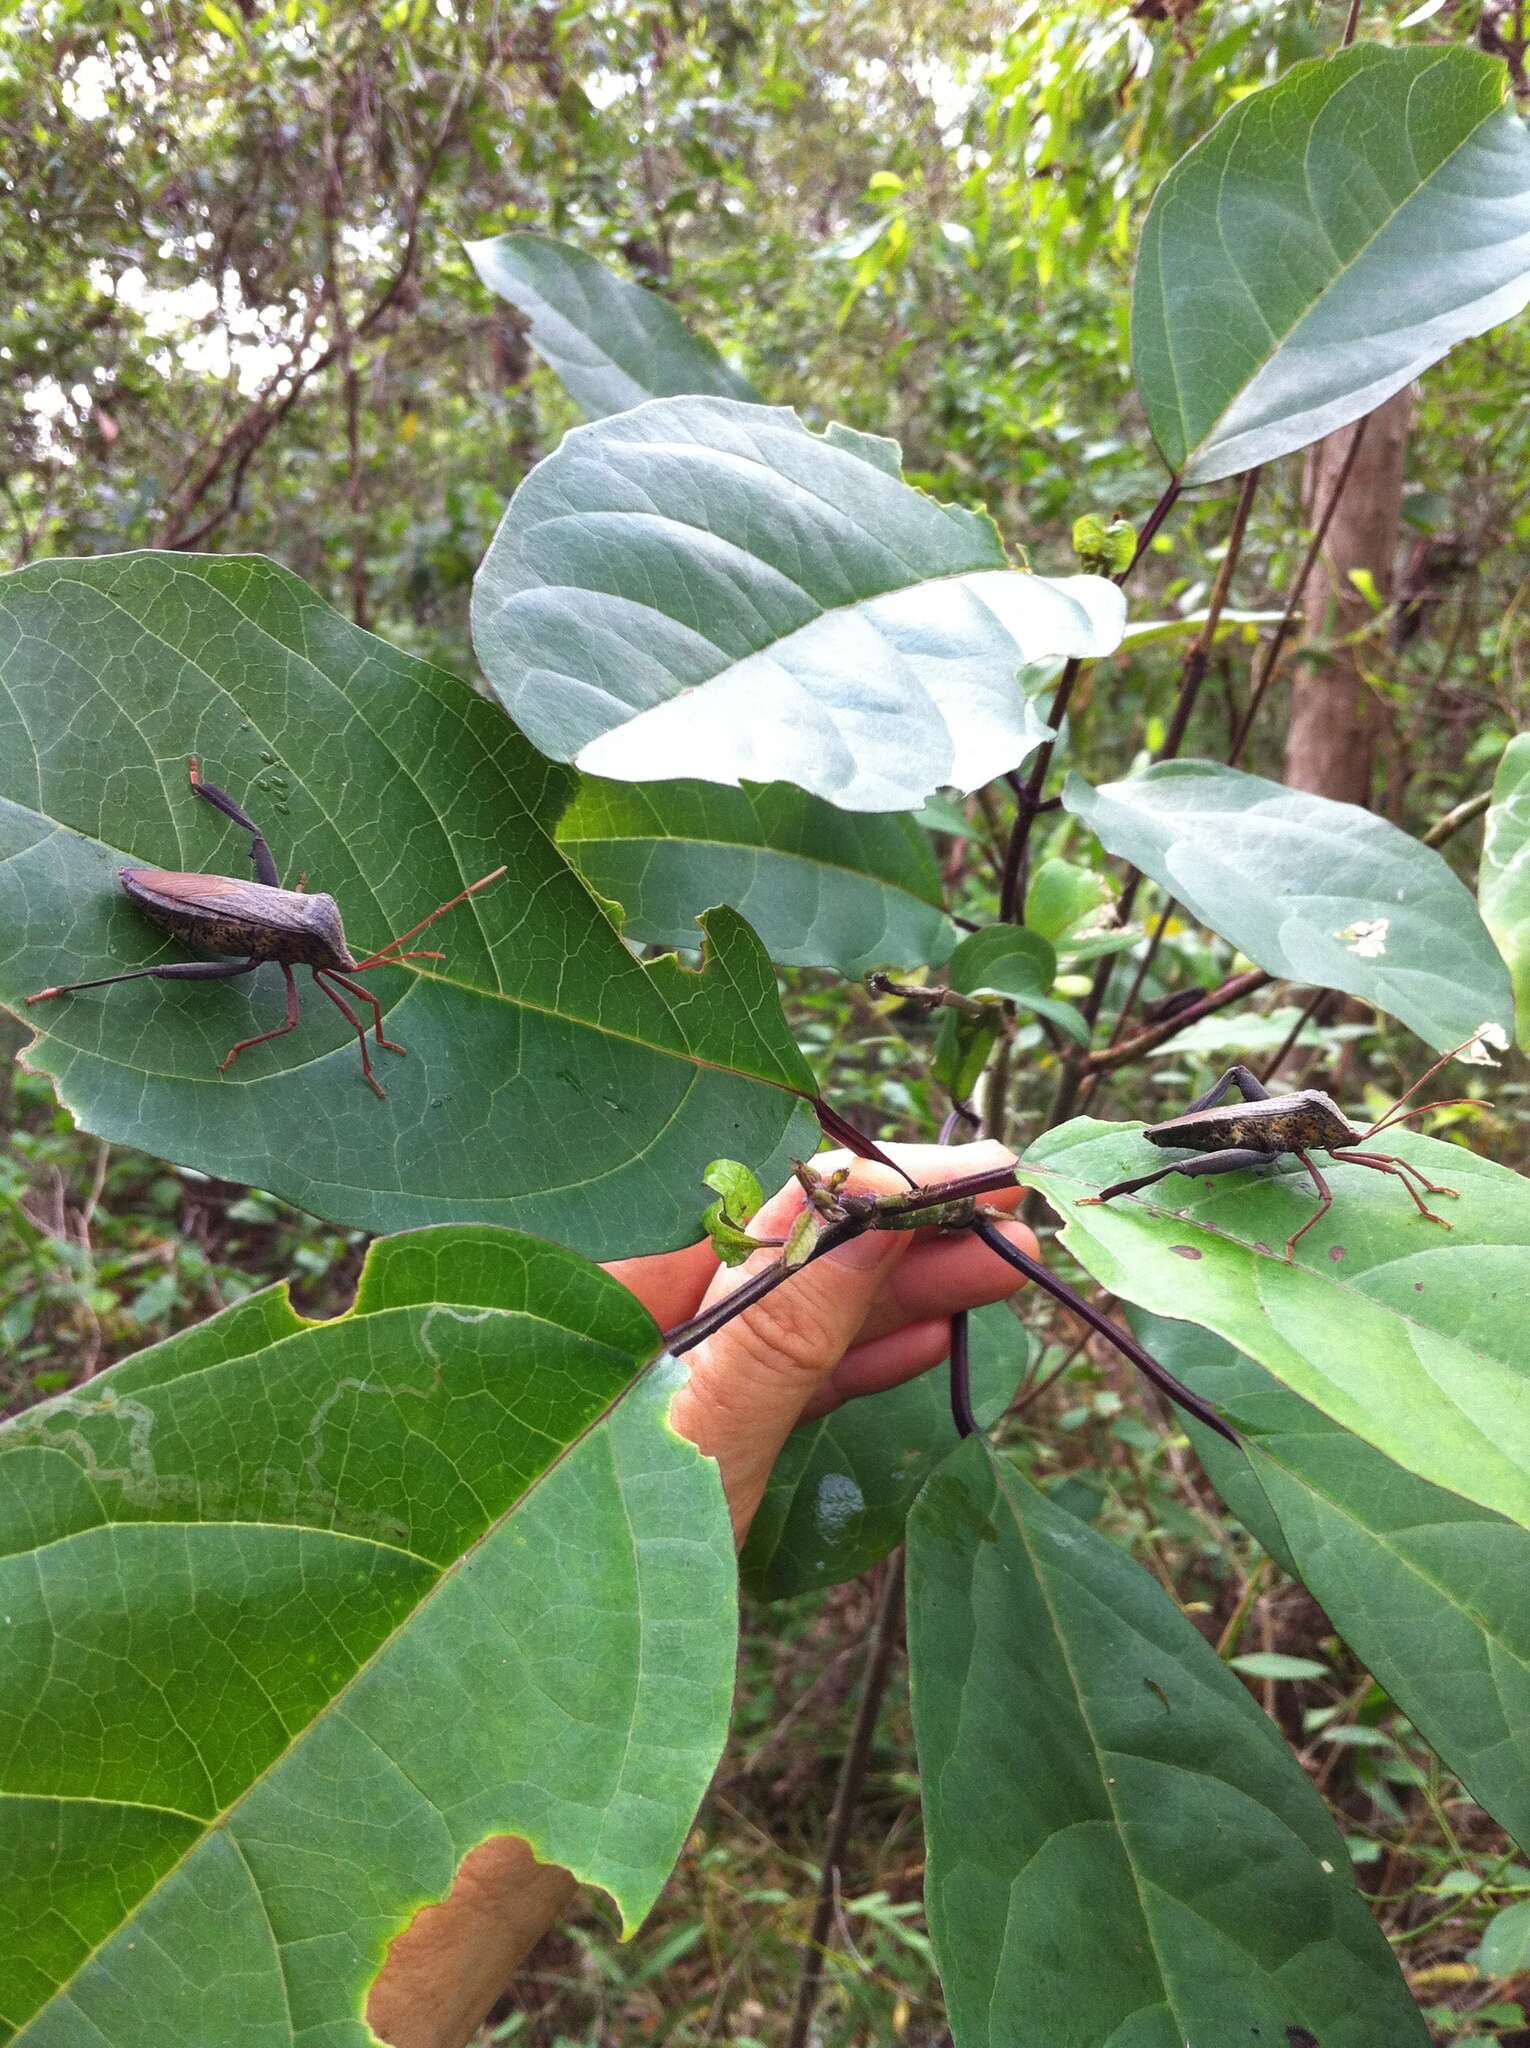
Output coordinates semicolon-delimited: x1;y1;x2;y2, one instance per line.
1081;969;1270;1076
1257;988;1329;1087
785;1553;907;2048
1421;788;1491;848
1155;466;1262;764
1227;417;1369;767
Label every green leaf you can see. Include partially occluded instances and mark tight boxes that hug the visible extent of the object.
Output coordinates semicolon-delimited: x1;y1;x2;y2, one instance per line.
465;231;758;418
1480;732;1530;1049
0;554;818;1251
1132;46;1530;483
1064;761;1514;1051
1477;1901;1530;1975
741;1300;1029;1599
472;398;1125;812
1071;511;1135;576
1150;1319;1530;1855
701;1156;765;1265
1227;1652;1330;1681
1016;1117;1530;1536
702;1157;764;1222
1023;857;1112;948
945;927;1091;1045
557;777;958;973
908;1439;1430;2048
0;1227;737;2037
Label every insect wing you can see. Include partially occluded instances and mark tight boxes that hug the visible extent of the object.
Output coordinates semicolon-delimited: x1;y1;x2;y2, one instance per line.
119;870;353;968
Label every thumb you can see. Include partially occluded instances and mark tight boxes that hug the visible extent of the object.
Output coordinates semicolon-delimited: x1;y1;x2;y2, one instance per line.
668;1169;912;1544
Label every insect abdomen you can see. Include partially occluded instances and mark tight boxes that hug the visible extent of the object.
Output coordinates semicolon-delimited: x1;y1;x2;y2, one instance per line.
119;870;356;970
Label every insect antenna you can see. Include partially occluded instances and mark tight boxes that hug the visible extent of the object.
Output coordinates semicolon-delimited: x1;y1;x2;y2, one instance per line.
351;865;507;973
1357;1034;1486;1142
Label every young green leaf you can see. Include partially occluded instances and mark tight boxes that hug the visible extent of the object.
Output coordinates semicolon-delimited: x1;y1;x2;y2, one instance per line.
701;1157;766;1265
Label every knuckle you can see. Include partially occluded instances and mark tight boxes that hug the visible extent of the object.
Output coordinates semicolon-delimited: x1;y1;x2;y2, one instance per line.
727;1283;834;1383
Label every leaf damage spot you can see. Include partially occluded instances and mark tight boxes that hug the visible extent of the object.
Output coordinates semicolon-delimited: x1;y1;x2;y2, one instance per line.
1327;1244;1346;1264
1170;1244;1202;1261
1335;916;1388;959
1461;1019;1509;1066
813;1471;865;1539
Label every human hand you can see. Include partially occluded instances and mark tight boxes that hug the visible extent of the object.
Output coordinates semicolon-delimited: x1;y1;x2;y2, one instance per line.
606;1140;1038;1542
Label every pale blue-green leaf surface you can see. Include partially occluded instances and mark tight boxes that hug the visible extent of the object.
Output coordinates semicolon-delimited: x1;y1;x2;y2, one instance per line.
465;232;758;418
472;398;1124;811
1133;46;1530;482
1480;731;1530;1049
1064;761;1514;1050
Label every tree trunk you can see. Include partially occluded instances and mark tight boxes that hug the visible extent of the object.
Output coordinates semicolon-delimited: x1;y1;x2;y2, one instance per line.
1282;385;1413;805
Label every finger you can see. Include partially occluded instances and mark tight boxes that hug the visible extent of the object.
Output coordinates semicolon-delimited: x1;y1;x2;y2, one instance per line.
669;1162;917;1541
845;1215;1037;1344
798;1315;957;1416
741;1138;1019;1245
603;1237;717;1330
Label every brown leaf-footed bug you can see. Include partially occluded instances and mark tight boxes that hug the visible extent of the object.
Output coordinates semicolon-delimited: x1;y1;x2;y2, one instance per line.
26;758;506;1099
1080;1039;1482;1261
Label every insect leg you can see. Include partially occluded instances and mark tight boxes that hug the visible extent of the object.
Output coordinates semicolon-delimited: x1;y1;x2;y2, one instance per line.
970;1216;1239;1445
322;969;407;1057
218;961;302;1073
27;957;258;1004
1328;1150;1456;1228
187;756;280;888
1081;1145;1271;1207
1331;1147;1459;1200
312;969;387;1099
1284;1150;1333;1261
1182;1064;1271;1115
